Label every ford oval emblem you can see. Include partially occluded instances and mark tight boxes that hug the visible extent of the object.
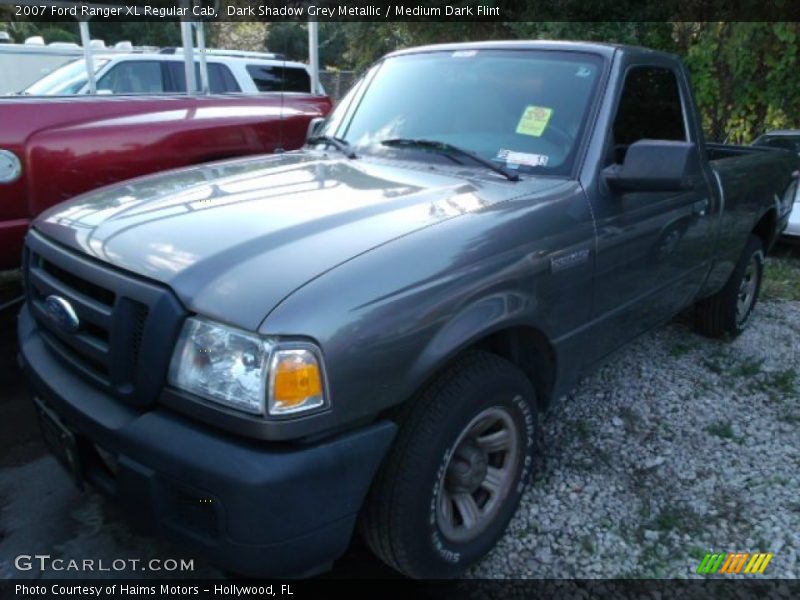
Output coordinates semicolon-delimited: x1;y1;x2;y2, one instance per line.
44;295;80;333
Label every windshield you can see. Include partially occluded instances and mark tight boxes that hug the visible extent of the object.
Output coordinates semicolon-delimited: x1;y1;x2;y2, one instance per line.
323;49;605;176
23;58;109;95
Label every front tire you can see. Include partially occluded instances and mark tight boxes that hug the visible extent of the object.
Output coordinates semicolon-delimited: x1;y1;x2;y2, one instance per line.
359;351;538;578
695;234;764;338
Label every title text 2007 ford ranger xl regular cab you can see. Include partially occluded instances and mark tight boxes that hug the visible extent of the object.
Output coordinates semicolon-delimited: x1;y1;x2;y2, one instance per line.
18;42;800;578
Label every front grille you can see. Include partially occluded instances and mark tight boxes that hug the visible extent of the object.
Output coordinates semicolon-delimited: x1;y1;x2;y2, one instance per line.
40;258;115;307
24;231;184;407
28;254;115;384
130;303;148;370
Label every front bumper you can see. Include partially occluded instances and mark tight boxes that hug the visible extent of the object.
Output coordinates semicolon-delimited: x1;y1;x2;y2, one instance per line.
18;305;396;578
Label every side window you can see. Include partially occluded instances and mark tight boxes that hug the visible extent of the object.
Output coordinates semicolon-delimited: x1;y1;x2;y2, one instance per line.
164;63;242;93
612;66;686;161
762;137;800;153
208;64;241;93
97;61;164;94
246;64;311;93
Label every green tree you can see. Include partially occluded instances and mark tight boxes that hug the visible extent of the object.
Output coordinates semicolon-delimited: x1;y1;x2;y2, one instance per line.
685;22;800;142
507;21;675;51
266;22;349;67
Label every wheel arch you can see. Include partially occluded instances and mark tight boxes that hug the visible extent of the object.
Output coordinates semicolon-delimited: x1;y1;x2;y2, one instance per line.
752;207;778;251
403;321;558;416
470;326;557;411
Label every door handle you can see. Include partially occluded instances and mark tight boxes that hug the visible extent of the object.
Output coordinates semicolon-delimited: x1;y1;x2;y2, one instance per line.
692;198;709;217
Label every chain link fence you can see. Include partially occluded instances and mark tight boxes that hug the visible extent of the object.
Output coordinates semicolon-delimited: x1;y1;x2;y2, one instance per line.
320;70;357;104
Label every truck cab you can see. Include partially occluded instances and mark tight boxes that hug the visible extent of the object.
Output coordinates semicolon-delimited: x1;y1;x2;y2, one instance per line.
18;41;799;579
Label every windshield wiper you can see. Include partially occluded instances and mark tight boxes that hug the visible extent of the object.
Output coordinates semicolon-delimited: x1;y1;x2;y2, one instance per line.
381;138;519;182
307;135;357;159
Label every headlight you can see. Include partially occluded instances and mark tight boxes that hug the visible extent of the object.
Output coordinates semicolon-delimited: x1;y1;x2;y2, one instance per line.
0;149;22;184
168;317;328;417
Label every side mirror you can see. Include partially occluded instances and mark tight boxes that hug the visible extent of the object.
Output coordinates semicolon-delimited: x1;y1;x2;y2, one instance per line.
603;140;700;193
306;117;325;142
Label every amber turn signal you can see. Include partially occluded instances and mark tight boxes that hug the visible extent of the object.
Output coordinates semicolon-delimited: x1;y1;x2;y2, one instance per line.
268;347;326;415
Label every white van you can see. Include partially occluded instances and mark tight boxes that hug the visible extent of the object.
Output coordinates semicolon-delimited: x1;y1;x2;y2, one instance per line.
0;41;83;93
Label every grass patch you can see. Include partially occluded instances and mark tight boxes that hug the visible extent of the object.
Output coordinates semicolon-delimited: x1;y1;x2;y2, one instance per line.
619;406;643;433
653;508;683;532
762;258;800;301
732;357;764;378
576;419;592;440
766;368;797;395
778;411;800;424
748;368;797;400
706;420;736;440
650;505;704;536
669;343;691;358
0;269;21;287
515;524;535;539
0;269;22;306
688;545;706;560
702;351;728;375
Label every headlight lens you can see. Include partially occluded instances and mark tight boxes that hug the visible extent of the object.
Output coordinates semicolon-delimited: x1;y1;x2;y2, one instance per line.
168;317;328;417
0;149;22;184
168;317;273;415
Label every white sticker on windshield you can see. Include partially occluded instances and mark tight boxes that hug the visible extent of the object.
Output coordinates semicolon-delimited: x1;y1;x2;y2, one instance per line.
497;149;549;168
452;50;477;58
576;66;592;77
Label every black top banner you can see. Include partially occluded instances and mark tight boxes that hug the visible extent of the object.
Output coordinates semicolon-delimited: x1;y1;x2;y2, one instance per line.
5;0;800;22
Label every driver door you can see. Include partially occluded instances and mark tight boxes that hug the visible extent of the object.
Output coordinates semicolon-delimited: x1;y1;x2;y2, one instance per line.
584;64;716;364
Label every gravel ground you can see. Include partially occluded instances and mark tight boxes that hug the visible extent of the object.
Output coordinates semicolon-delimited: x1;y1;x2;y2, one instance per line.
470;276;799;578
1;254;798;581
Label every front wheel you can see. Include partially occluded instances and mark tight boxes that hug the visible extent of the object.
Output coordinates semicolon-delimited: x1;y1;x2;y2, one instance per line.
358;351;538;578
695;234;765;338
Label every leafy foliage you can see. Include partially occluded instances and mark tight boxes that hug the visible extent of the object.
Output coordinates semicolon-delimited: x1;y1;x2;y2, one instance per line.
1;16;798;141
684;23;800;142
332;21;800;142
265;22;348;67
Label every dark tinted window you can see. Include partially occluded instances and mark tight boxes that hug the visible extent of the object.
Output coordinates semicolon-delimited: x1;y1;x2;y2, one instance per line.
246;65;310;92
164;62;241;93
613;67;685;148
209;64;240;92
97;61;164;94
754;136;800;153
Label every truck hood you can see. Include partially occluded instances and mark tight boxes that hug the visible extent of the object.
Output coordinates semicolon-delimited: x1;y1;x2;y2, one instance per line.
34;152;564;330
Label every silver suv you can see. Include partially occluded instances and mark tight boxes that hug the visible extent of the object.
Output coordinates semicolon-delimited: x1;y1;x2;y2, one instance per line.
22;50;320;96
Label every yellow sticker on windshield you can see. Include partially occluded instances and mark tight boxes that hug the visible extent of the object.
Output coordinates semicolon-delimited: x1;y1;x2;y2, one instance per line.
516;106;553;137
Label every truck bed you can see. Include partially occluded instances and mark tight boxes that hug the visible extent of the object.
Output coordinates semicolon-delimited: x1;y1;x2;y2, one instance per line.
706;142;776;162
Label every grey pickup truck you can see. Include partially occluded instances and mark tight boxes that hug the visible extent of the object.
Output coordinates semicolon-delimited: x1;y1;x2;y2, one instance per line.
18;41;800;578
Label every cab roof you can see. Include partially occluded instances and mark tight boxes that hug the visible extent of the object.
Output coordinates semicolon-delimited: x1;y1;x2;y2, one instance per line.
386;40;676;62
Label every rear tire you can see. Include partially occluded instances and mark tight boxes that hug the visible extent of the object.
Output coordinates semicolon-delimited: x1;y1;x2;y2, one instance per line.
359;351;538;578
695;235;764;338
